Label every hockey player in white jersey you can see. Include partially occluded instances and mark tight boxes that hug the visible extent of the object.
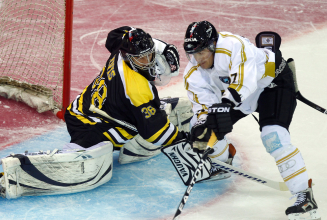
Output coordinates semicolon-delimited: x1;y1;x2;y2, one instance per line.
180;21;320;219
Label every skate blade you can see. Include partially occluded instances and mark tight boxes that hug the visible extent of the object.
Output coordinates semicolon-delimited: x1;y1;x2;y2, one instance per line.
288;209;321;220
200;172;231;183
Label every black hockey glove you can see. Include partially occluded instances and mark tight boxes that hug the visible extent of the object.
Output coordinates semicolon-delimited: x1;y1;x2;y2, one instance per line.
163;44;180;75
206;103;233;141
190;118;212;154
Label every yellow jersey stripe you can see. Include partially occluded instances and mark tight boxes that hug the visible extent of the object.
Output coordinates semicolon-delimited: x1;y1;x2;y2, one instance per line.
209;142;228;158
69;110;97;125
116;127;134;140
215;48;232;57
67;96;97;125
103;132;123;147
184;65;199;88
146;118;171;143
164;127;179;146
78;87;88;114
220;33;247;92
283;167;307;182
184;64;206;109
276;148;300;165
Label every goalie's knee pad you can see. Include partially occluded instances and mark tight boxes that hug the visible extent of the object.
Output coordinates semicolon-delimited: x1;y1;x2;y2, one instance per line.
261;125;308;194
160;97;193;132
161;140;212;185
0;142;113;199
118;134;161;164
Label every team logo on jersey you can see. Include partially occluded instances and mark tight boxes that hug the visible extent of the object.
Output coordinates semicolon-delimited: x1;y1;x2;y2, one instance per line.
219;76;231;84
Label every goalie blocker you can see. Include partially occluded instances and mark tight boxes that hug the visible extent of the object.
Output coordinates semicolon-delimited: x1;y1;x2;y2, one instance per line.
0;142;113;199
161;139;212;185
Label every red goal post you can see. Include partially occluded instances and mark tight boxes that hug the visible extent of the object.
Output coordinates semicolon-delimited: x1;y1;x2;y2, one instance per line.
0;0;73;120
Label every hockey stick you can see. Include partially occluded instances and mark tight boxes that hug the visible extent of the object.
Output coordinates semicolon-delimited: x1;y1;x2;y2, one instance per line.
172;137;215;220
255;32;327;115
207;133;288;191
211;159;288;191
89;104;138;132
288;58;327;115
172;132;289;220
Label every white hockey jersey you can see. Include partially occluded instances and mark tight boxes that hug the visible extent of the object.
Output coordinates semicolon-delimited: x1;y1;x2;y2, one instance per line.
183;31;276;125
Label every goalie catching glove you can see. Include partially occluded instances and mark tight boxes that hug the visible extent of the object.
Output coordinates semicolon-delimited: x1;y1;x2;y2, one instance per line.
162;44;180;76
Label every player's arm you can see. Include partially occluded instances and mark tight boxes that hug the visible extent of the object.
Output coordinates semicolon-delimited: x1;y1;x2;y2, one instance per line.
183;64;224;147
132;99;186;146
221;43;258;107
206;41;258;140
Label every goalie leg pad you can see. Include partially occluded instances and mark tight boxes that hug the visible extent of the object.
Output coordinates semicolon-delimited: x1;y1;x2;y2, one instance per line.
161;140;211;185
0;142;113;199
118;134;162;164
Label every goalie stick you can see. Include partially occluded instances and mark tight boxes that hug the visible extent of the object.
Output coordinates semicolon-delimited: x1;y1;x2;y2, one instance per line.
89;104;138;132
172;137;215;220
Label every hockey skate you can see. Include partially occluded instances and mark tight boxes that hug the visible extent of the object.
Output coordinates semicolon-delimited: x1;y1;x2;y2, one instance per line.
202;144;236;182
286;179;321;220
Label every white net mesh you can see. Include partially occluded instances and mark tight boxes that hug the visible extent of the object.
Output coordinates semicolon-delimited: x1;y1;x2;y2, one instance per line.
0;0;67;112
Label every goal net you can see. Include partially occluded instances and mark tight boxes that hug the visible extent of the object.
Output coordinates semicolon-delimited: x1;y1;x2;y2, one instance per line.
0;0;73;118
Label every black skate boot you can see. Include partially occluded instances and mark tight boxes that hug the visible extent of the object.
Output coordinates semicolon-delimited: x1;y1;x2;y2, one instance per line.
286;179;321;220
202;144;236;182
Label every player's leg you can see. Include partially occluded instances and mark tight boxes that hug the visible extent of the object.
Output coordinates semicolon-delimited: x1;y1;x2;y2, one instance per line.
206;109;245;181
258;56;320;219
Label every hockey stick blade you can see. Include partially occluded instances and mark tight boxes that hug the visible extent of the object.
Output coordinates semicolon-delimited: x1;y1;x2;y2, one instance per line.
296;91;327;115
89;104;138;132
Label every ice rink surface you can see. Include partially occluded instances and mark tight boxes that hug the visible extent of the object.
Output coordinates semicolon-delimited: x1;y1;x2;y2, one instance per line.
0;0;327;219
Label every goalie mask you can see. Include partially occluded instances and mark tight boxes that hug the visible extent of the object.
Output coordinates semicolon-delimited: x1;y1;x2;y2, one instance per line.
119;27;157;81
184;21;218;65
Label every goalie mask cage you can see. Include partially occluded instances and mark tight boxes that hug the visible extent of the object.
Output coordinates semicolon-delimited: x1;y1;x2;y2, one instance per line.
0;0;73;119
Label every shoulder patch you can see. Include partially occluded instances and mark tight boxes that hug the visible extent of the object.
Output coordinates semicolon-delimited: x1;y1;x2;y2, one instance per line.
219;76;231;84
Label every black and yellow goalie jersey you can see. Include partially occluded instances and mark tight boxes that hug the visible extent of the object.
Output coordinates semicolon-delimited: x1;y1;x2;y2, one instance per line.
65;53;180;148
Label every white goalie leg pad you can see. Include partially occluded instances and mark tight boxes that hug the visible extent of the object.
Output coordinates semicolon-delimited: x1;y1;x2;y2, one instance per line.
261;125;308;194
118;134;161;164
161;140;212;185
160;97;193;132
0;141;113;199
208;137;229;163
